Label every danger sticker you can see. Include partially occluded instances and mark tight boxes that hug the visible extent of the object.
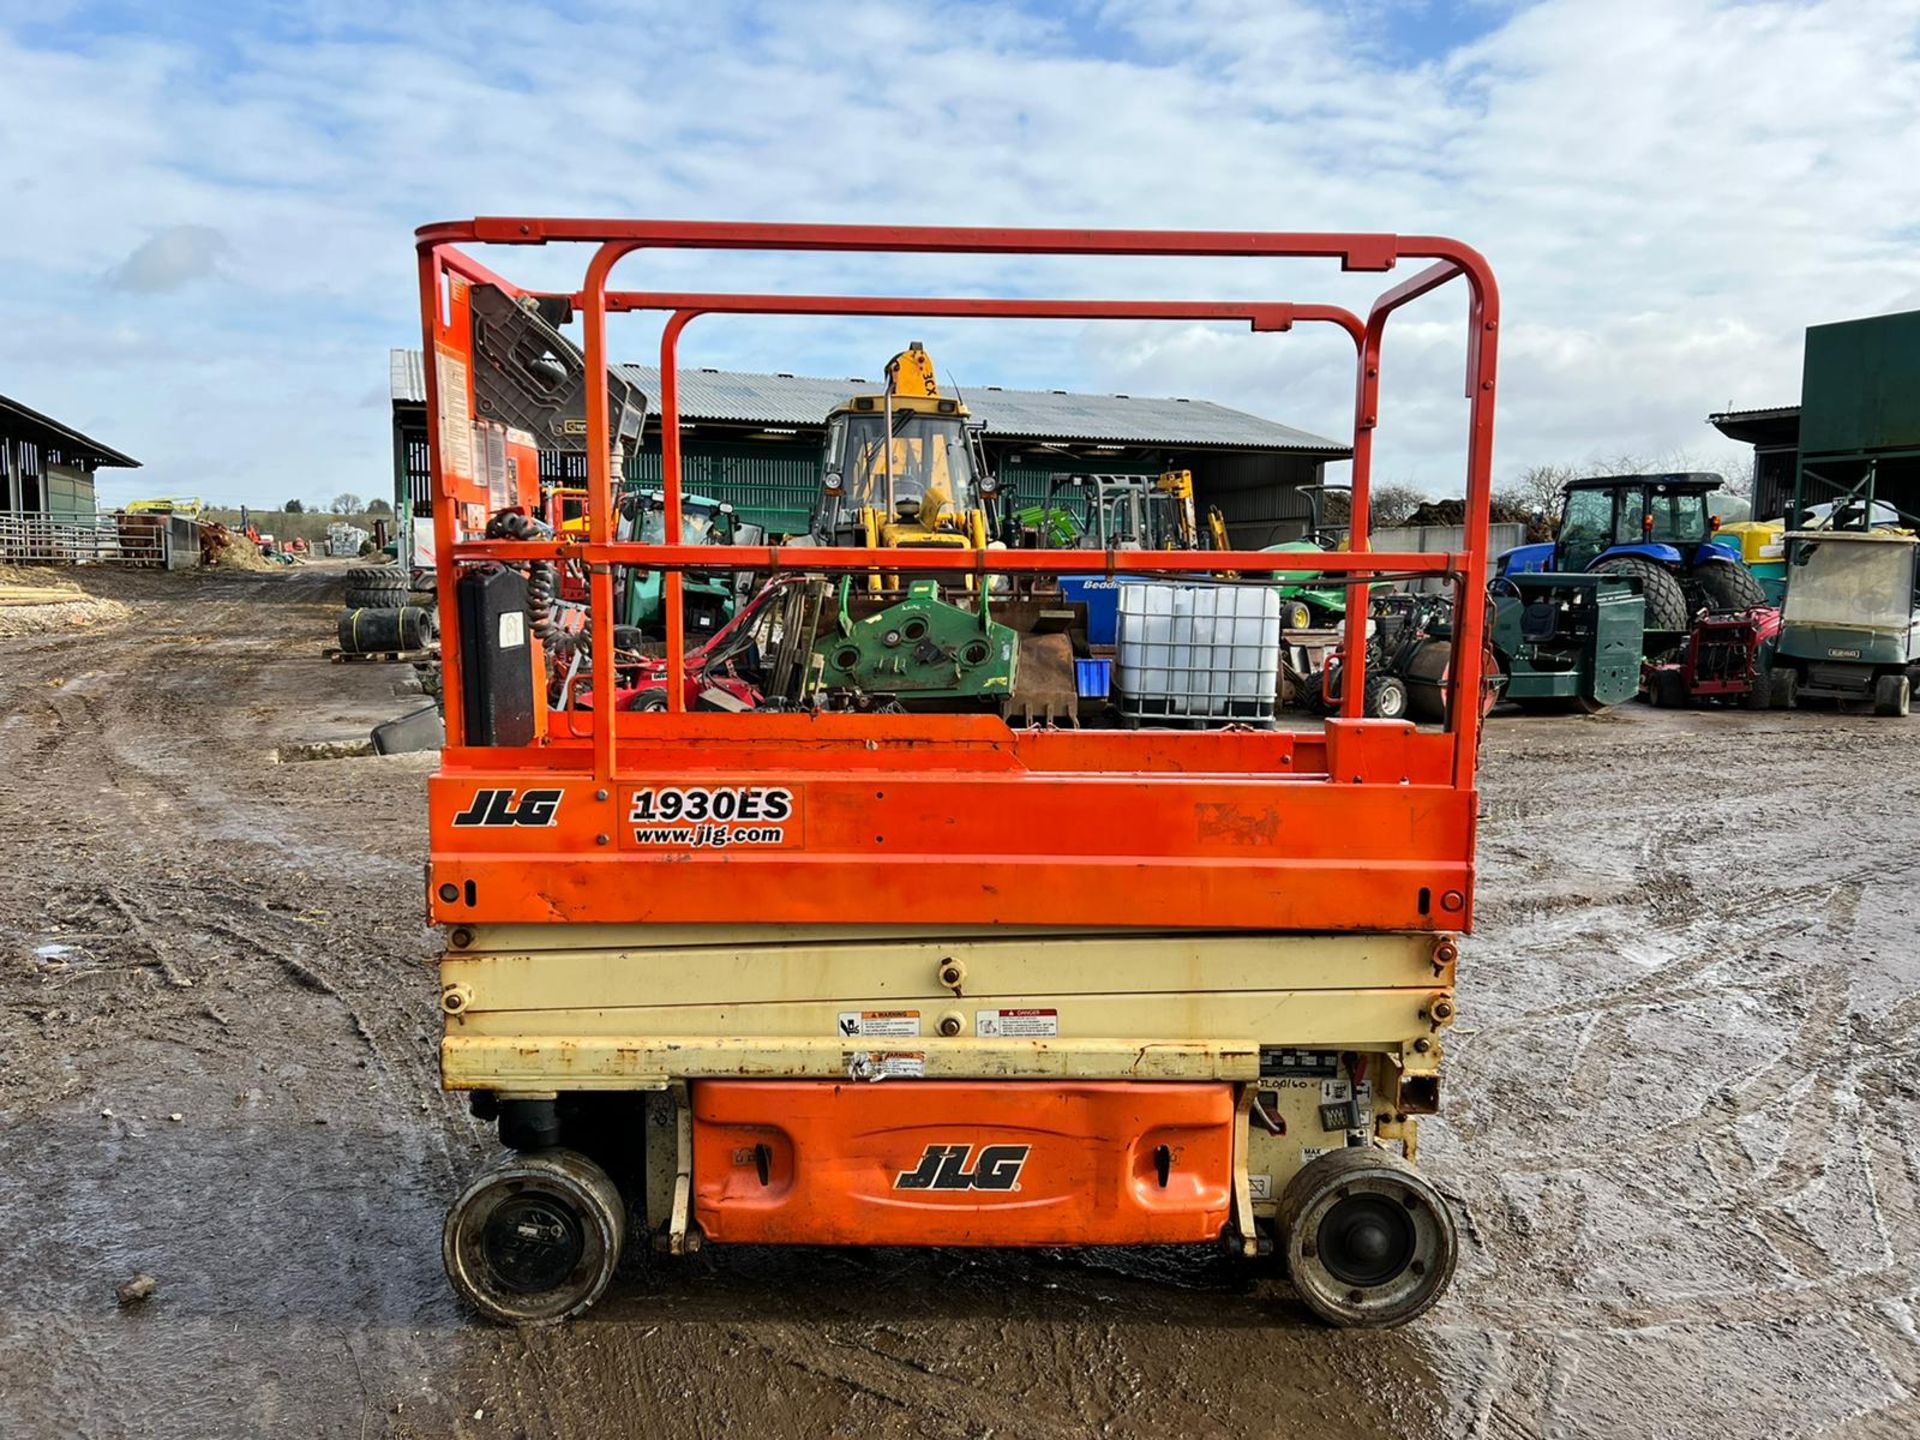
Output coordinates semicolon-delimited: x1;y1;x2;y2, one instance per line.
975;1008;1059;1038
845;1051;925;1081
624;785;799;850
837;1010;920;1039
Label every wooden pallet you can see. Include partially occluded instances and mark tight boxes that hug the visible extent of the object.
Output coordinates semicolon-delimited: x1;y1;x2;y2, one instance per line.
323;647;438;665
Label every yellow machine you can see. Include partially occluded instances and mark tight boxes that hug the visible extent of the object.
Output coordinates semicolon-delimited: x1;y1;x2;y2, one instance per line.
814;342;994;567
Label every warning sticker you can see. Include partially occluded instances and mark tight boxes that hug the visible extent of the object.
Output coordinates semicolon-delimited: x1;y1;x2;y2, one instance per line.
1299;1145;1335;1164
433;347;472;482
497;611;526;650
975;1008;1059;1038
838;1010;920;1039
845;1051;925;1081
1248;1173;1274;1202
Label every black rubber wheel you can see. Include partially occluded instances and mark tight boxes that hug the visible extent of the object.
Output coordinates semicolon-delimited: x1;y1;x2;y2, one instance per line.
345;586;411;609
1279;1146;1457;1328
1647;670;1687;709
1771;667;1800;710
1691;560;1767;612
1743;661;1774;711
1590;555;1688;636
348;564;408;587
1280;598;1314;632
1874;672;1911;717
1364;672;1409;720
443;1148;625;1325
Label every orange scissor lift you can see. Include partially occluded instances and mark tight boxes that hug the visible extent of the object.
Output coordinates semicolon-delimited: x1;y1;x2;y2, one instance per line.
420;219;1499;1328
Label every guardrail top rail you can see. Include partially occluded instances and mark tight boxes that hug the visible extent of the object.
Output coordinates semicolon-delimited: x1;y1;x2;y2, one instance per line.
417;220;1500;934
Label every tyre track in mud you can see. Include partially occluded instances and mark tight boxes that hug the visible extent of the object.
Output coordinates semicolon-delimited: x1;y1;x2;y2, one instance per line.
1441;708;1920;1438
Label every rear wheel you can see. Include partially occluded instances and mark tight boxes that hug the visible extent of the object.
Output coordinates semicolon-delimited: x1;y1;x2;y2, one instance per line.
444;1148;626;1325
1874;672;1911;717
1743;660;1774;711
1364;672;1409;720
1280;1146;1457;1328
1280;598;1313;632
1692;560;1766;612
1591;555;1688;636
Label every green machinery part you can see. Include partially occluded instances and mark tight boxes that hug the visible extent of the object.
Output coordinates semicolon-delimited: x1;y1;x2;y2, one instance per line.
1490;573;1647;710
814;580;1019;706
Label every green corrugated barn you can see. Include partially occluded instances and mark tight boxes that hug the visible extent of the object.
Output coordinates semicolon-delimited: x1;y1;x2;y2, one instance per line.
390;350;1349;550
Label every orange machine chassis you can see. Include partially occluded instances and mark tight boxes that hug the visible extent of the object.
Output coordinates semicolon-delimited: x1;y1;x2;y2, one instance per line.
414;220;1501;935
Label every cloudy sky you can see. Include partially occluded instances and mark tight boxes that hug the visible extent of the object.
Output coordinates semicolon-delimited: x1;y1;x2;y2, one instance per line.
5;0;1919;509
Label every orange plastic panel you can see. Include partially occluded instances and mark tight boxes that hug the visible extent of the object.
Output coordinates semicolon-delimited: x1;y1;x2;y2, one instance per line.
691;1080;1235;1247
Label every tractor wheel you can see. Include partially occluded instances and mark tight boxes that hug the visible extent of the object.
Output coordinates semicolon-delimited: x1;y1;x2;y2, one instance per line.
1590;555;1689;635
1770;666;1800;710
1873;672;1911;717
1692;560;1767;612
1279;1146;1457;1328
443;1148;626;1325
1364;672;1409;720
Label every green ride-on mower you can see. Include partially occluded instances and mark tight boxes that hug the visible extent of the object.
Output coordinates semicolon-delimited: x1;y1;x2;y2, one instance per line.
1487;573;1647;713
618;489;755;642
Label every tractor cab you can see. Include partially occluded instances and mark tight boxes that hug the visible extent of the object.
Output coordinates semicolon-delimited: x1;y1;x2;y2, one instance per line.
813;342;996;552
1553;473;1732;572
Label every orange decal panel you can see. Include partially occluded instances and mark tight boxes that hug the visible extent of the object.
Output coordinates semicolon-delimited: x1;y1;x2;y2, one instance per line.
691;1080;1235;1247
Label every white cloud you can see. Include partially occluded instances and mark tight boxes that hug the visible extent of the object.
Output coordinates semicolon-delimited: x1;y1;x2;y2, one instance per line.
106;224;232;292
2;0;1918;508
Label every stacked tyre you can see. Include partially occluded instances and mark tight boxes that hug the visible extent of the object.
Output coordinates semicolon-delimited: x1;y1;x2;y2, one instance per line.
343;564;421;610
338;564;438;656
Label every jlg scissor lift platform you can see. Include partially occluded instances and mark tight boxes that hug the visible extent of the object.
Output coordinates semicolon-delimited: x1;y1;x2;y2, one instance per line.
418;219;1499;1328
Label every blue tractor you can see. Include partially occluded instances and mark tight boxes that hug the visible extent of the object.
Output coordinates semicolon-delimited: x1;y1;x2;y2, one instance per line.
1497;473;1765;644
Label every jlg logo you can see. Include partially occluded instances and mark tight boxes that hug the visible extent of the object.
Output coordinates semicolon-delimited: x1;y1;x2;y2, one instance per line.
893;1143;1030;1192
451;788;564;827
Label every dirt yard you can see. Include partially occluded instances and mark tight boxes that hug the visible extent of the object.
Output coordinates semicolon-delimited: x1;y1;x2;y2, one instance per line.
1;567;1914;1439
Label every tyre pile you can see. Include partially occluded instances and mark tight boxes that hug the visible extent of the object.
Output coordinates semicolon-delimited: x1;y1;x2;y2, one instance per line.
337;564;439;655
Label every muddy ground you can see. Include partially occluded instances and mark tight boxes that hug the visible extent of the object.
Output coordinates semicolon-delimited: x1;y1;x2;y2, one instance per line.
0;567;1914;1439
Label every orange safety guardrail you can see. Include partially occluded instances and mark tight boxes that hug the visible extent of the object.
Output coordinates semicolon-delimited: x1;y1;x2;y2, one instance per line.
416;220;1500;935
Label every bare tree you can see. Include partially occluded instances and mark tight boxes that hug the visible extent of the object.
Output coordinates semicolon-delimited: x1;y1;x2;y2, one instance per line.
1368;482;1430;528
1501;464;1577;516
330;492;364;515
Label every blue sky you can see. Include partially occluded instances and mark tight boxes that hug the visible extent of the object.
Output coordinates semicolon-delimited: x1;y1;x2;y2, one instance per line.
5;0;1920;508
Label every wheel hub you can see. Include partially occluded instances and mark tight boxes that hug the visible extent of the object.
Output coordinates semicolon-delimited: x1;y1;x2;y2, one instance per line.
1317;1194;1416;1287
482;1193;585;1294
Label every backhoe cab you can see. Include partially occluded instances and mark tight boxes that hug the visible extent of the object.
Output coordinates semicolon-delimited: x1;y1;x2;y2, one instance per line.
814;342;995;554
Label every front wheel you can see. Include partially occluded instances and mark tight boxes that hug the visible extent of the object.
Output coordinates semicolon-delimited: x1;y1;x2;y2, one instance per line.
1770;666;1800;710
444;1148;626;1325
1591;555;1689;636
1279;1146;1457;1327
1874;672;1911;717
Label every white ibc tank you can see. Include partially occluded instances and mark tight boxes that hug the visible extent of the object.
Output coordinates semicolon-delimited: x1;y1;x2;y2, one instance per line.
1115;582;1280;724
